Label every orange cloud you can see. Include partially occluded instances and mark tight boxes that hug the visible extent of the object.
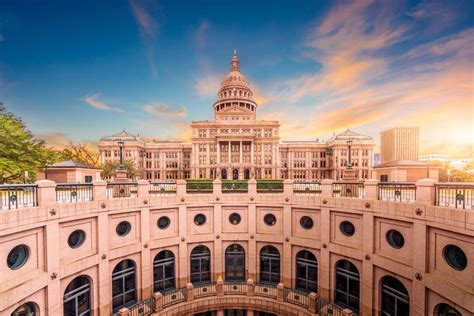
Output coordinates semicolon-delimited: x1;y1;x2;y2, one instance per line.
82;93;124;112
144;104;187;117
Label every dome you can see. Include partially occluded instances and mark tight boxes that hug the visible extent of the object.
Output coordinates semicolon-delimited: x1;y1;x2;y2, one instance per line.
216;50;255;103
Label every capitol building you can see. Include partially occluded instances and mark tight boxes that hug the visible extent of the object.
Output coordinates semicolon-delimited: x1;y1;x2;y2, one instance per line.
98;52;375;181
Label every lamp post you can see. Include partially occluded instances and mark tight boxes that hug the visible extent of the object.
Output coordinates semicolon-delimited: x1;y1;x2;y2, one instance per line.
118;140;125;170
44;163;49;179
346;139;353;170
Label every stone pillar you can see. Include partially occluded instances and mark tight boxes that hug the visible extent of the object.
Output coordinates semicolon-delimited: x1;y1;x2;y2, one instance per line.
35;180;56;206
364;179;379;199
342;309;355;316
250;141;254;165
213;179;222;195
153;292;163;312
92;180;107;200
137;179;149;197
246;279;255;296
228;141;231;163
321;179;333;197
117;308;130;316
248;179;257;195
217;310;224;316
186;283;194;301
415;179;436;205
308;292;318;313
217;141;221;164
239;140;243;163
247;311;254;316
176;179;186;196
277;283;285;302
216;277;224;296
283;179;293;196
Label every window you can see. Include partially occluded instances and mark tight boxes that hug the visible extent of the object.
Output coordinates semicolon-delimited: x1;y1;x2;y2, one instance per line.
443;245;467;271
116;221;132;237
229;213;241;225
153;251;175;293
260;246;280;284
68;230;86;249
380;175;388;182
225;244;245;281
63;276;91;316
300;216;314;230
7;244;29;270
264;214;277;226
194;214;207;226
296;251;318;292
157;216;171;229
84;176;93;183
335;260;360;313
190;246;211;284
386;230;405;249
381;276;409;316
11;302;36;316
112;260;136;313
340;221;355;236
434;303;461;316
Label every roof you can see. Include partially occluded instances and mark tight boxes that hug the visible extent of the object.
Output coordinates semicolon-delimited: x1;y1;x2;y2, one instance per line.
374;159;428;168
100;130;144;142
327;129;373;142
51;160;100;169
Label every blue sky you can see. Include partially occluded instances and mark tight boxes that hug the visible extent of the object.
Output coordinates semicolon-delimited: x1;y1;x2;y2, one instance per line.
0;0;473;156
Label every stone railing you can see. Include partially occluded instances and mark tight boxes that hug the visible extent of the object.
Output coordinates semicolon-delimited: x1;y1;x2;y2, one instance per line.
114;279;355;316
1;178;473;210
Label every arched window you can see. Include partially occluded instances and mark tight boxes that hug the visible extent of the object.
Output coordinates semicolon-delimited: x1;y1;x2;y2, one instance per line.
260;246;280;284
434;303;461;316
335;260;360;313
296;250;318;292
63;276;91;316
11;302;36;316
112;260;136;313
225;244;245;281
153;250;175;293
381;276;409;316
190;245;211;284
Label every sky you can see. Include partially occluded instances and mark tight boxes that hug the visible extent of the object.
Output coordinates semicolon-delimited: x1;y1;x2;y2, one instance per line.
0;0;473;156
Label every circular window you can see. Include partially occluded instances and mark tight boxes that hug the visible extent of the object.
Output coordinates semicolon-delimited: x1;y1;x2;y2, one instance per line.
264;214;277;226
229;213;241;225
68;230;86;248
116;221;132;236
386;230;405;249
300;216;314;230
7;244;29;270
157;216;170;229
194;214;207;226
340;221;355;236
443;245;467;271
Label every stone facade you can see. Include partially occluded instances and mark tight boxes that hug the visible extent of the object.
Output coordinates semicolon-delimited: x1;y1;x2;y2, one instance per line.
98;53;375;181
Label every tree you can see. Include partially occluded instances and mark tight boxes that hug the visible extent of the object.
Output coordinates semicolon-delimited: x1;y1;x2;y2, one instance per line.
100;160;140;180
60;143;100;167
0;106;63;183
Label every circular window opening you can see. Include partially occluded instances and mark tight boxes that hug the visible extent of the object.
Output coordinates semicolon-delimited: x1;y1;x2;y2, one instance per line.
264;214;277;226
116;221;132;236
443;245;467;271
386;230;405;249
7;244;29;270
157;216;171;229
194;214;207;226
229;213;241;225
68;230;86;249
300;216;314;230
340;221;355;236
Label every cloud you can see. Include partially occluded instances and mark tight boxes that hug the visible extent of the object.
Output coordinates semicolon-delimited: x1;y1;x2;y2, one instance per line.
129;0;160;78
194;73;220;98
0;33;4;42
82;93;124;112
144;104;187;118
194;20;210;50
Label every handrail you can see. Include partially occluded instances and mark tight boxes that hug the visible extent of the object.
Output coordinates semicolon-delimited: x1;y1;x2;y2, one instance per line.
0;184;38;210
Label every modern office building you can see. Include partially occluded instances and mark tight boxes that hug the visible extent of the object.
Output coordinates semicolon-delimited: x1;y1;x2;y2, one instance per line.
380;127;419;164
98;53;375;181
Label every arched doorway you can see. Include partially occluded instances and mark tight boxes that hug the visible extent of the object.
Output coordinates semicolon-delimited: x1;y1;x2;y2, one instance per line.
63;276;91;316
225;244;246;281
296;250;318;292
11;302;37;316
335;260;360;313
112;259;136;313
232;169;239;180
190;245;211;284
244;169;250;180
221;169;227;180
434;303;461;316
381;276;409;316
260;245;280;284
153;250;175;293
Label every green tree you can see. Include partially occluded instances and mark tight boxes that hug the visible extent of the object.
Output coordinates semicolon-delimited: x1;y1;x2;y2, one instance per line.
0;106;63;183
100;160;140;180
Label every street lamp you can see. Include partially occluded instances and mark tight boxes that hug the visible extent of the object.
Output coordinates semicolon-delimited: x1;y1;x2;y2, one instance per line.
346;139;353;170
117;140;125;170
44;163;49;179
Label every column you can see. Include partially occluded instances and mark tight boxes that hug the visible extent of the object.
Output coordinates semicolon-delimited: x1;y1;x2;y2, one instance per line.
228;141;231;164
217;141;221;164
250;141;255;177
